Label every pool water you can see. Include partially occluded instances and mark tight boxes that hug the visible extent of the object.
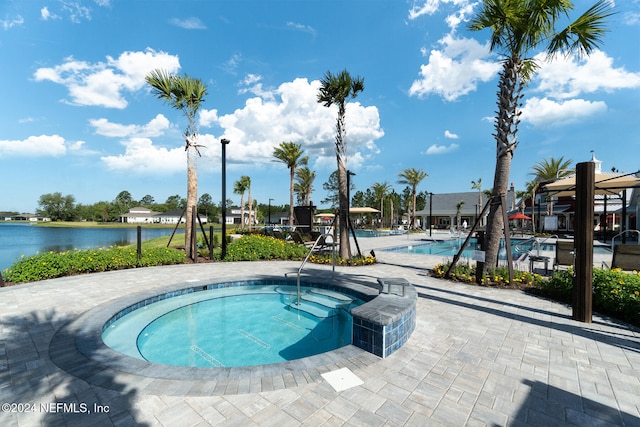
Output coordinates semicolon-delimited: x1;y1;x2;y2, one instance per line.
102;284;363;368
385;238;611;258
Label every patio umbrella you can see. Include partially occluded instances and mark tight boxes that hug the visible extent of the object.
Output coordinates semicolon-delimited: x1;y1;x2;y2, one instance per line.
508;212;531;220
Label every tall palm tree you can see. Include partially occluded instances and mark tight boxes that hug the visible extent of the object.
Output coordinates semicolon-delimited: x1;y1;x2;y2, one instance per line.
294;166;316;206
273;142;308;226
371;182;392;227
146;69;207;261
398;168;428;229
317;69;365;259
471;178;483;226
469;0;612;272
241;175;253;231
233;179;247;231
456;200;465;231
531;156;574;215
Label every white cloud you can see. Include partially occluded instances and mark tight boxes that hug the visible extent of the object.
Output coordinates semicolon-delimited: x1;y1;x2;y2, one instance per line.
199;109;219;128
41;7;60;21
0;135;69;157
101;138;184;173
286;21;316;37
90;114;170;137
533;50;640;99
444;130;458;139
169;17;206;29
408;0;473;26
1;15;24;30
34;49;181;108
425;143;459;154
221;54;242;74
409;34;500;101
62;1;92;23
205;78;383;169
521;97;607;127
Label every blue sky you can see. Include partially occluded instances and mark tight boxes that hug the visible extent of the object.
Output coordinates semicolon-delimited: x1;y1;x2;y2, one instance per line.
1;0;639;214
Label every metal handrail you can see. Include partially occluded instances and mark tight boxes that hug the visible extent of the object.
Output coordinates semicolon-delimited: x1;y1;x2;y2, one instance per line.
611;229;640;250
292;233;335;306
514;234;559;256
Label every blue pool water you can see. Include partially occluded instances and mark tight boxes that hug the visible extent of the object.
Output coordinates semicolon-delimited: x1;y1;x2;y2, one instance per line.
384;238;612;258
102;283;364;368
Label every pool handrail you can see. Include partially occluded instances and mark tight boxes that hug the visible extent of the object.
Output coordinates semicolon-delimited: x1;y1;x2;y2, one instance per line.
611;229;640;251
293;233;336;306
514;235;559;257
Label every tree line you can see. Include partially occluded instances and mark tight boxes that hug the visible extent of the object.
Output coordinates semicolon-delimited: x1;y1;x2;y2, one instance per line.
33;190;288;223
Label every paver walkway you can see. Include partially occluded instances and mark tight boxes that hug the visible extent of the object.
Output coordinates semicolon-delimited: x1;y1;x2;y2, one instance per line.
1;233;638;426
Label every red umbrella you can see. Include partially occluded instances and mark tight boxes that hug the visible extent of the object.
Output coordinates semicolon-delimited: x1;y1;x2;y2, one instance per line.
508;212;531;220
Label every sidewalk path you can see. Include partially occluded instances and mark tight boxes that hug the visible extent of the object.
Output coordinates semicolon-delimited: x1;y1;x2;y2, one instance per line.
1;232;638;426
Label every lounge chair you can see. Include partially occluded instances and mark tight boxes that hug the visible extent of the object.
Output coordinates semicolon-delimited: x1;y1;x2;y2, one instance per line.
554;240;575;271
611;244;640;271
291;231;315;248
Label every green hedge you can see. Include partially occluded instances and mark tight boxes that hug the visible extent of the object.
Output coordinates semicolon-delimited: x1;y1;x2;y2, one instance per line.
3;247;186;283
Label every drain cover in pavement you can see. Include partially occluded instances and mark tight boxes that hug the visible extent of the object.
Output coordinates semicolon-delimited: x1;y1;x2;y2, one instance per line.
321;367;363;392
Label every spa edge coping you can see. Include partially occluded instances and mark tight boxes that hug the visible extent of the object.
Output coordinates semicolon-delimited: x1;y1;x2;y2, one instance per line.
48;274;416;393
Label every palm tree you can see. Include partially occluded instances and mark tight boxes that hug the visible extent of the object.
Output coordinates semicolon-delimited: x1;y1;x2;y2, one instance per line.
397;168;428;229
241;175;253;231
471;178;483;226
371;182;392;227
294;166;316;206
469;0;612;271
531;156;574;215
273;142;308;226
522;179;540;234
146;69;207;261
233;179;247;231
317;69;365;259
456;200;465;231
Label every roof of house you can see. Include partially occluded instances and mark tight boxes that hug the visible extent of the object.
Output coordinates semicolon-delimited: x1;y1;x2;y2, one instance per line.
415;191;517;216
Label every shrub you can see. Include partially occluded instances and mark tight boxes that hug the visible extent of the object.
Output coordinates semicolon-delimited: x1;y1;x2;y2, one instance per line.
308;253;376;266
223;234;308;261
3;246;186;283
431;262;545;287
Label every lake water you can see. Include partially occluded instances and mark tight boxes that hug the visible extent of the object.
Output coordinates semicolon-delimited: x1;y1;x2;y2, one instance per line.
0;223;179;271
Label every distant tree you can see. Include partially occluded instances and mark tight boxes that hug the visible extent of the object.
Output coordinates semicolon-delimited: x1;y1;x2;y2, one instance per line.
241;176;253;230
471;178;484;226
456;200;465;230
371;182;392;227
294;166;316;206
321;170;355;209
233;178;248;231
398;168;428;228
146;69;207;261
115;190;133;214
140;194;155;207
273;142;308;226
164;195;183;211
351;190;366;208
37;192;76;221
317;69;364;259
530;156;573;215
198;193;213;220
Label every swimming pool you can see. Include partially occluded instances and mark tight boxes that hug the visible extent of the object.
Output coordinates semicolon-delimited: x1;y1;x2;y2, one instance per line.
102;281;366;367
384;238;612;258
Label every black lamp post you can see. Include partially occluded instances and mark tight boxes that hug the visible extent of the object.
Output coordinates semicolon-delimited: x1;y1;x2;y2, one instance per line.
268;198;273;225
428;192;433;237
220;138;230;259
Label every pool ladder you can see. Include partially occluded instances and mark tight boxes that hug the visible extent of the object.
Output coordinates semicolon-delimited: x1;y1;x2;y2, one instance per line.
286;233;336;307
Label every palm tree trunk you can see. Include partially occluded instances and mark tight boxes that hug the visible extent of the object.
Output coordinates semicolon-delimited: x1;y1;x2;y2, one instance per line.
338;159;351;259
483;57;522;271
185;148;198;260
240;194;245;231
289;168;295;226
247;191;253;231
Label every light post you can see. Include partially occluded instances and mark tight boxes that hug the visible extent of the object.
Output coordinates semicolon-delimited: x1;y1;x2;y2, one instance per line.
268;198;273;225
428;192;433;237
220;138;230;259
